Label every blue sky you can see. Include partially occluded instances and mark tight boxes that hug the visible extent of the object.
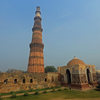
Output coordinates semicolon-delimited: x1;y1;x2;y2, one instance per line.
0;0;100;72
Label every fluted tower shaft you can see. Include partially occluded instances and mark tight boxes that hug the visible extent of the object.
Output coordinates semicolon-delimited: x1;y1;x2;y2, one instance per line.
27;6;44;73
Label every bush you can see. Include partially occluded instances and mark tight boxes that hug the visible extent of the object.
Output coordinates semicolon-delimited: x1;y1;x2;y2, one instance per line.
23;92;28;96
57;85;61;88
19;90;24;93
96;86;100;88
19;90;25;93
52;88;55;92
58;88;62;91
11;93;16;98
29;88;33;92
34;90;39;95
37;88;41;91
43;90;47;93
10;91;13;94
0;94;1;100
52;86;54;88
64;87;68;90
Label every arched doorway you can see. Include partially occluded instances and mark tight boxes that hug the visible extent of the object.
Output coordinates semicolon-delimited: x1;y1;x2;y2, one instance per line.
87;69;91;84
66;69;71;84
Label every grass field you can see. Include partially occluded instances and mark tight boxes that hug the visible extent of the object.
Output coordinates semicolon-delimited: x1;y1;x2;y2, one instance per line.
1;87;58;96
1;89;100;100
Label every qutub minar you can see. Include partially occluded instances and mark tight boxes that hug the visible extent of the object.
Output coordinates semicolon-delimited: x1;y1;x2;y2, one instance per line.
0;6;99;93
27;6;44;73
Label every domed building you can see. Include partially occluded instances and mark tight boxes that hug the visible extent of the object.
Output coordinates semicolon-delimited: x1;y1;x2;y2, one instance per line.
57;57;97;89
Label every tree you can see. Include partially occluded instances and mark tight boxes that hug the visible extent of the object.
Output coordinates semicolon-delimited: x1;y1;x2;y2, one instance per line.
45;66;57;73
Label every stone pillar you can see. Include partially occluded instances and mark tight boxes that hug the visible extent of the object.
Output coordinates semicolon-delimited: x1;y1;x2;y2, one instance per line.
27;6;44;73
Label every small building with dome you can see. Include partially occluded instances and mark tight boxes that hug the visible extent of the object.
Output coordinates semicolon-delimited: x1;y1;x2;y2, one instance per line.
57;57;97;89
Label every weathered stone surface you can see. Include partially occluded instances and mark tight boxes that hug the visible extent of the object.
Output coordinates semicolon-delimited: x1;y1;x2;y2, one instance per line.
0;72;60;93
27;6;44;73
58;57;98;90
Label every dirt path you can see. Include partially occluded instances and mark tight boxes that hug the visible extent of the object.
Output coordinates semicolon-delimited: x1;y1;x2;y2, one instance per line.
51;98;100;100
1;88;62;98
0;87;97;99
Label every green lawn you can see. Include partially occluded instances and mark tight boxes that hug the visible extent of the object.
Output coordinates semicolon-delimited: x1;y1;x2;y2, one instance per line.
1;89;100;100
1;87;59;96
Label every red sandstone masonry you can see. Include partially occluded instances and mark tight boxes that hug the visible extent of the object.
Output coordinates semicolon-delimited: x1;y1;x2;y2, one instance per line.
27;6;44;73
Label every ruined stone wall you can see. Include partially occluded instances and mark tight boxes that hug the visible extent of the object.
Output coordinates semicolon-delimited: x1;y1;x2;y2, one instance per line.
0;72;60;93
47;72;60;87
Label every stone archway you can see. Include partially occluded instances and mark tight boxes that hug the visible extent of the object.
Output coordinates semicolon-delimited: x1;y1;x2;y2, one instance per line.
87;68;91;84
66;69;71;84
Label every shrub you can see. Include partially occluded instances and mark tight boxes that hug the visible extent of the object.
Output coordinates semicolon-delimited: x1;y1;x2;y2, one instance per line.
29;88;33;92
19;90;24;93
10;91;13;94
11;93;16;98
64;87;68;90
38;88;41;91
34;90;39;95
57;85;61;88
0;94;1;100
52;86;54;88
43;90;47;93
96;86;100;88
58;88;62;91
23;92;28;96
52;88;55;92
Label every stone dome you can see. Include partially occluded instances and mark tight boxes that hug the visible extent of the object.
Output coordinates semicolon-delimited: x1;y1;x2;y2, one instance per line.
67;57;85;66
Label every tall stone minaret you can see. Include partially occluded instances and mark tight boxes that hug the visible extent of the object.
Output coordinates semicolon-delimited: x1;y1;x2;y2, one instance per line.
27;6;44;73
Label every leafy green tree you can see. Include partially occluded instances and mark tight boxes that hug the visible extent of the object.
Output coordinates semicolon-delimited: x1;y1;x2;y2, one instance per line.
45;66;57;73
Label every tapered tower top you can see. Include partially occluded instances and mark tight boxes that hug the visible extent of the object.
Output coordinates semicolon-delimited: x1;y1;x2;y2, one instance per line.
35;6;41;17
27;6;44;73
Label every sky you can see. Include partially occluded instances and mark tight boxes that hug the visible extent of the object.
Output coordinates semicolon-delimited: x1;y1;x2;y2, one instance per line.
0;0;100;72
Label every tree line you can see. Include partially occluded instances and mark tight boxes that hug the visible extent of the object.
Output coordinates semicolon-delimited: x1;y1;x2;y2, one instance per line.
45;66;57;73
